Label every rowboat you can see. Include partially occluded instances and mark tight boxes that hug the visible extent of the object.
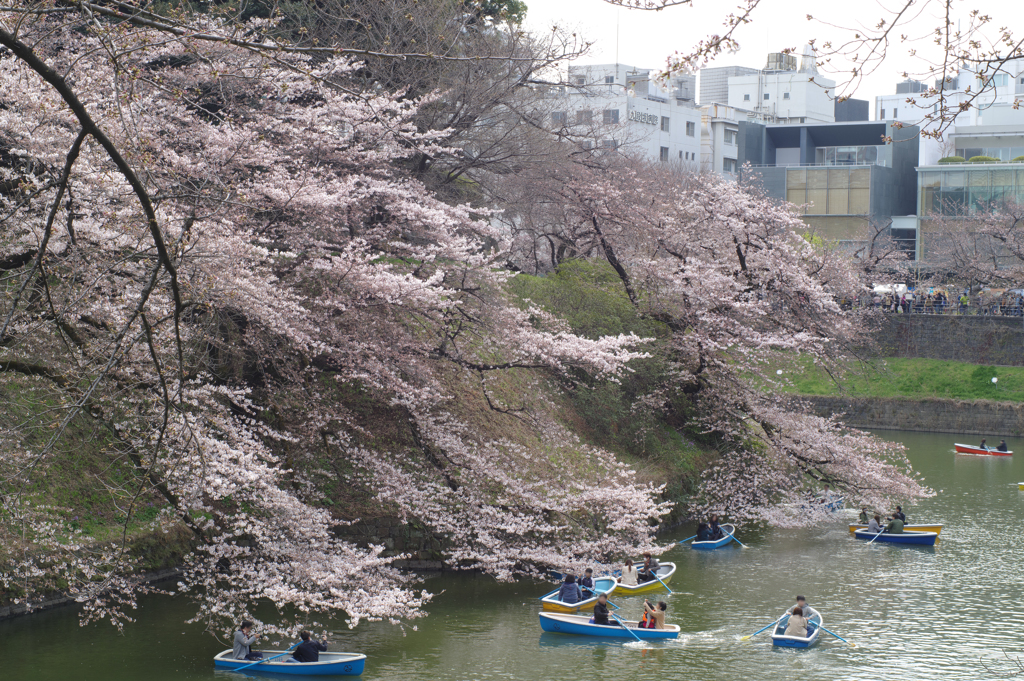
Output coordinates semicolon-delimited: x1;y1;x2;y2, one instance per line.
853;529;938;546
691;524;736;550
213;650;366;676
848;523;943;535
771;612;822;648
954;443;1012;456
611;562;676;594
541;577;617;614
539;612;680;640
1019;482;1024;491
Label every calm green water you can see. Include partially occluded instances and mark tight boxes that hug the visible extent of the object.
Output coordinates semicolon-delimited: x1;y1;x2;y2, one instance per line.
4;430;1024;680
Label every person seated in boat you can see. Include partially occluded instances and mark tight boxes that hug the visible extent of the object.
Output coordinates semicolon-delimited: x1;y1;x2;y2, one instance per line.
637;553;660;583
998;440;1009;452
867;514;884;534
696;522;712;542
556;575;583;604
288;631;328;663
643;600;668;629
818;484;832;503
579;568;595;594
858;507;869;524
592;593;616;626
233;621;262;661
786;596;820;621
893;505;906;523
784;607;809;638
618;559;638;586
886;515;905;534
708;515;724;540
979;439;988;450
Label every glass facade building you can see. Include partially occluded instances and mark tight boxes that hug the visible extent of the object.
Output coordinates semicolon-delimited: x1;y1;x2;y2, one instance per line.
918;165;1024;216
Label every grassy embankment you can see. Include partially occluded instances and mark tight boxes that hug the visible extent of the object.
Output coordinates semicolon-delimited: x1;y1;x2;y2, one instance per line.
779;357;1024;403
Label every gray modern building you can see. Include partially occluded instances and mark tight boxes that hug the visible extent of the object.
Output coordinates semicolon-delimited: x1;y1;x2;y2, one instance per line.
698;65;759;106
739;121;920;250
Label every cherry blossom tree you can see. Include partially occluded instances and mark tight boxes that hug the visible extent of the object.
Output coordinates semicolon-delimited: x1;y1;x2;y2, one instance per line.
0;5;668;634
497;155;932;523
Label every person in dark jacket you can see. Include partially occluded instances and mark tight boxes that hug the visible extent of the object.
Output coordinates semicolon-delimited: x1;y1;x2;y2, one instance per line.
998;440;1009;452
579;568;595;594
557;575;582;604
638;553;660;583
980;439;988;450
696;522;711;542
593;594;612;626
289;631;328;663
892;505;906;523
708;515;724;540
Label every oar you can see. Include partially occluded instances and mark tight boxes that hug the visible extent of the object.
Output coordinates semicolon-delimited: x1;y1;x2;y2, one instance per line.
538;587;560;600
652;572;674;594
610;612;645;644
866;528;885;545
819;625;857;648
724;528;750;549
232;642;300;673
581;585;620;610
677;534;697;544
740;618;781;641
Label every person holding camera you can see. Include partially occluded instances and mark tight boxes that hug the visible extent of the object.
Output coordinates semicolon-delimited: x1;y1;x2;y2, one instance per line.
233;621;262;661
642;600;668;629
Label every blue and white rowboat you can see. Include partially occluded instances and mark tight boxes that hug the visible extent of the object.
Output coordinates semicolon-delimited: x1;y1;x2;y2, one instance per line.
691;524;736;550
539;612;680;640
771;612;822;648
213;650;367;676
853;529;938;546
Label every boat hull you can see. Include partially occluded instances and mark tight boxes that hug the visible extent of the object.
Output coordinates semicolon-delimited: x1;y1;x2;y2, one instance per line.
954;443;1012;456
541;577;617;613
853;529;938;545
848;523;943;535
539;613;680;640
691;524;736;550
612;563;676;594
771;613;822;648
213;650;366;676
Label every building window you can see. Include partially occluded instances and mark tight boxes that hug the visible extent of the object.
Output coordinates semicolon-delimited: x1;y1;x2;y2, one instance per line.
743;93;751;101
880;108;886;119
800;117;806;123
581;141;594;150
576;109;592;125
723;159;737;173
686;121;695;136
893;108;898;118
552;112;566;126
661;116;670;132
679;151;683;159
605;75;614;84
574;76;586;86
783;92;790;100
660;146;669;162
724;129;737;145
600;139;617;149
764;93;770;100
603;109;619;124
992;74;1009;87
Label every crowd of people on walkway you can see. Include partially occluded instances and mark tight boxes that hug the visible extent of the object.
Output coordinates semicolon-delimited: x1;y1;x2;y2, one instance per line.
841;289;1024;316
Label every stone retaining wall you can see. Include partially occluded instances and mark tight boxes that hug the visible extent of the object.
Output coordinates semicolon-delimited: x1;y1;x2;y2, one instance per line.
796;395;1024;436
874;315;1024;366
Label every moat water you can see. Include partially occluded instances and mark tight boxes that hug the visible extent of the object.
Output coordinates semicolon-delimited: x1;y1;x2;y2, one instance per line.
3;430;1023;680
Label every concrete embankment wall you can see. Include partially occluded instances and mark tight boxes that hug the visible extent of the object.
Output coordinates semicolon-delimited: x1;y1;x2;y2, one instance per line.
874;315;1024;366
796;395;1024;437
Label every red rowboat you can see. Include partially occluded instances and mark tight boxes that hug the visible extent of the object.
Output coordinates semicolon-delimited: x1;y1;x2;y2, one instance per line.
954;443;1012;456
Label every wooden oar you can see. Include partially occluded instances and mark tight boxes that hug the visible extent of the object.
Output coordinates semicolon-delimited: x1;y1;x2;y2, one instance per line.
818;624;857;648
866;528;886;545
724;528;749;549
581;585;620;610
610;612;645;644
232;642;300;673
677;534;697;544
740;618;780;641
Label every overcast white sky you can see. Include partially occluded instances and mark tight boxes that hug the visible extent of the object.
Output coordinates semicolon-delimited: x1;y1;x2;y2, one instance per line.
524;0;1024;106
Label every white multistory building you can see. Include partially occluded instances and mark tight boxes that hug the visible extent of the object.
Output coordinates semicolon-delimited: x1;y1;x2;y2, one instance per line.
700;103;742;176
555;64;702;164
722;52;836;125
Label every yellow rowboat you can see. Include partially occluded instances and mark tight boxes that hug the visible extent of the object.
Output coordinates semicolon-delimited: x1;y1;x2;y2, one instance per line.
1019;482;1024;490
540;577;617;614
608;562;677;595
848;523;943;535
